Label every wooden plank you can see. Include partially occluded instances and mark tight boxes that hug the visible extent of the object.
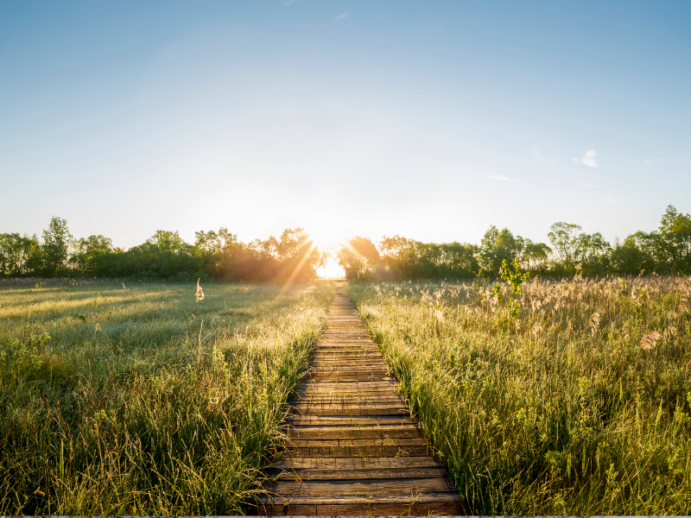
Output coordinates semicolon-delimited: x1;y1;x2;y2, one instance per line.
286;415;417;426
258;490;463;505
267;466;448;481
287;425;422;440
285;444;430;457
289;405;409;417
289;400;407;409
297;388;400;396
266;477;456;497
300;381;398;388
287;437;426;448
271;456;441;470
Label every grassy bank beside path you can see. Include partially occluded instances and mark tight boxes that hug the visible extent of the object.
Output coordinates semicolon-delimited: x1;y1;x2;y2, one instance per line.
350;277;691;515
0;281;334;515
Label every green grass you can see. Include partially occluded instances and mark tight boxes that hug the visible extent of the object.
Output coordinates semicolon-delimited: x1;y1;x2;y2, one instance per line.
349;276;691;515
0;280;335;515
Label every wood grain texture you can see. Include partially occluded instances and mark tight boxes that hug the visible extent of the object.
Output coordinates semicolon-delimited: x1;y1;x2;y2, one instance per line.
256;286;465;516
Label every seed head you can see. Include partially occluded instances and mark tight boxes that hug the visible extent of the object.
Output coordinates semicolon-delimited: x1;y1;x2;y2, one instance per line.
640;331;662;351
589;312;600;335
195;278;205;303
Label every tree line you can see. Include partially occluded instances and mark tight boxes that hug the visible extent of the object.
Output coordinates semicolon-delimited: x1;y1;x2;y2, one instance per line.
0;219;324;282
337;205;691;279
3;205;690;282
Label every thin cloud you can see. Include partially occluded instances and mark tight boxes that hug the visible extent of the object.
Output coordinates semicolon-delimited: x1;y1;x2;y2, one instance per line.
643;158;667;166
489;174;512;182
604;195;622;208
573;149;598;168
283;0;295;5
573;181;600;189
335;12;352;19
531;148;555;165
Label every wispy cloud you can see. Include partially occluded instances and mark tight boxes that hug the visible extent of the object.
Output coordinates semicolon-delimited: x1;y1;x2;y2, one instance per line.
573;149;598;168
531;148;555;165
643;158;667;166
573;181;600;189
283;0;295;5
604;195;622;208
335;11;352;19
489;174;512;182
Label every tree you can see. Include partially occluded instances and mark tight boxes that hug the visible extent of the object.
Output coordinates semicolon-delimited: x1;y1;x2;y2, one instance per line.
657;205;691;274
520;239;552;271
149;230;185;252
0;233;40;276
575;232;611;274
337;237;380;279
548;222;582;269
611;233;656;275
42;217;72;276
478;226;522;276
70;235;113;274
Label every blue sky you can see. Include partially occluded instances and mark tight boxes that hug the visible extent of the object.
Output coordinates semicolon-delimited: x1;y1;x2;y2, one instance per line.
1;0;690;253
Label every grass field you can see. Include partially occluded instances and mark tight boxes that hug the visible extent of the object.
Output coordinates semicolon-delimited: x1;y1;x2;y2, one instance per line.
0;281;334;515
350;276;691;515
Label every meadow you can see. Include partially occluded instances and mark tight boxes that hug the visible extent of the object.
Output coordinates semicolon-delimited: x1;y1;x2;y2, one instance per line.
350;275;691;515
0;280;334;515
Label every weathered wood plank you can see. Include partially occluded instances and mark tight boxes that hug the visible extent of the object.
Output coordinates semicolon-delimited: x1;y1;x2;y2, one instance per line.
267;466;448;481
271;455;441;470
286;415;417;426
266;477;456;497
287;425;422;440
258;490;464;506
285;444;430;457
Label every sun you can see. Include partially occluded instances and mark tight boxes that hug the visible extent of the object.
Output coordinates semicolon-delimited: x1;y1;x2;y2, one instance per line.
303;230;346;279
317;257;345;279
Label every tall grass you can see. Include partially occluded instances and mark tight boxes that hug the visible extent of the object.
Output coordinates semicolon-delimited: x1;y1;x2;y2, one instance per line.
350;276;691;515
0;281;334;515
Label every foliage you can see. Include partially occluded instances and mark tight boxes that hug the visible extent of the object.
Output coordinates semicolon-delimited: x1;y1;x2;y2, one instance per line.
350;275;691;515
3;205;691;281
335;205;691;280
41;217;72;276
336;236;380;279
0;220;325;283
377;236;479;279
499;258;529;320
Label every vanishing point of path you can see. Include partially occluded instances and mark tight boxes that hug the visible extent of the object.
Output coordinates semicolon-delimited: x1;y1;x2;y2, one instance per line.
258;286;465;516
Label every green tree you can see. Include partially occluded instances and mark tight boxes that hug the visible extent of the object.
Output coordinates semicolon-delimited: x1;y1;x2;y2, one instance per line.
70;235;113;274
41;217;72;276
575;232;611;274
0;233;40;276
149;230;185;252
337;236;380;279
479;226;522;276
547;222;582;269
657;205;691;274
519;239;552;271
611;233;656;275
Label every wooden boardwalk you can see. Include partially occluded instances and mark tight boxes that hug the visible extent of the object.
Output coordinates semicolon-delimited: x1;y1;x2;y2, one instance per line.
258;287;465;516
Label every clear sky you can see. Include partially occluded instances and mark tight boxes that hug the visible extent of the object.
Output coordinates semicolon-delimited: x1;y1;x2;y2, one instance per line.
1;0;690;255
